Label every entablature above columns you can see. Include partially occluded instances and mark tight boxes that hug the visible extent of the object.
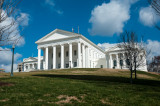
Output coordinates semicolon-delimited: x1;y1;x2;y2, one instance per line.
37;37;80;48
37;39;81;49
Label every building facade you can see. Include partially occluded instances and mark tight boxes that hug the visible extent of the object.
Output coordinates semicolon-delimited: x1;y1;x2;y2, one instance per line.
33;29;147;71
35;29;106;70
106;47;147;71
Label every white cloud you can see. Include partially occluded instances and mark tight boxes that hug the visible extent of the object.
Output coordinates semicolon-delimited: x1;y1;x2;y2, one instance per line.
146;40;160;62
0;10;30;46
56;10;63;15
0;64;18;73
45;0;55;6
0;47;22;72
17;13;30;27
45;0;55;7
97;40;160;63
97;43;116;51
44;0;63;15
88;0;138;36
139;6;160;27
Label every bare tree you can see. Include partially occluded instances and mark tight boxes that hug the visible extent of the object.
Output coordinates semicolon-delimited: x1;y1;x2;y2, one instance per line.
149;0;160;14
149;0;160;30
0;0;22;47
148;56;160;73
118;31;147;83
119;53;123;69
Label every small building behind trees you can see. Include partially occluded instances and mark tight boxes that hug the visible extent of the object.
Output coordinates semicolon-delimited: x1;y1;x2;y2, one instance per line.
148;56;160;73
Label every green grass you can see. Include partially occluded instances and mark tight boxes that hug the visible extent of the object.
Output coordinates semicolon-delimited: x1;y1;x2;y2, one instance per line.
0;68;160;105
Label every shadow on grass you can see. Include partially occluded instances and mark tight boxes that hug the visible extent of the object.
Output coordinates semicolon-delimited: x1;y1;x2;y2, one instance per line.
32;74;160;86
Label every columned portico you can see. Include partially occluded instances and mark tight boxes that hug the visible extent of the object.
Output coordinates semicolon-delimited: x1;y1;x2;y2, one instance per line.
36;29;108;70
61;44;64;69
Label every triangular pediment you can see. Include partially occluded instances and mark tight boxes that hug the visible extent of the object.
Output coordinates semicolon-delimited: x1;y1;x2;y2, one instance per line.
23;57;37;62
36;29;79;43
106;46;123;52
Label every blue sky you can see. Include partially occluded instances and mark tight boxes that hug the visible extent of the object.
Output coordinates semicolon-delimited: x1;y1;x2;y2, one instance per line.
1;0;160;72
20;0;159;57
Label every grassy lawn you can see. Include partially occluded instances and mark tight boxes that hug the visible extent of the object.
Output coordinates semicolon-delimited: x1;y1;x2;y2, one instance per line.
0;68;160;105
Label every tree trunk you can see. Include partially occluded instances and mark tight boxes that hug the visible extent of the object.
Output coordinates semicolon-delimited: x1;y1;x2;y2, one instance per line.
130;69;133;84
135;70;137;79
134;64;137;79
134;57;137;79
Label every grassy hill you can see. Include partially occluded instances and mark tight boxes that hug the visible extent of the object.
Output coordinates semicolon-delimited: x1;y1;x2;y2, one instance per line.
0;68;160;105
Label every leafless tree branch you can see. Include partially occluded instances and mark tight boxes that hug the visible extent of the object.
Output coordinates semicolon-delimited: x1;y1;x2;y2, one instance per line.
117;31;148;83
0;0;23;47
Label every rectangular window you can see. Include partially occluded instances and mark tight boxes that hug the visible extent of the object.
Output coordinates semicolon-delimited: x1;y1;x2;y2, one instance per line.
66;51;68;57
100;65;103;68
74;50;77;56
58;64;61;68
30;64;32;69
58;52;61;58
66;64;69;68
120;60;123;66
113;60;117;67
74;62;77;67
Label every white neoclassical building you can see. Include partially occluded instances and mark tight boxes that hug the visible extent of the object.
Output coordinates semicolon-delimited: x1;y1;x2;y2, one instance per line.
105;46;147;71
22;57;43;72
33;29;147;71
35;29;106;70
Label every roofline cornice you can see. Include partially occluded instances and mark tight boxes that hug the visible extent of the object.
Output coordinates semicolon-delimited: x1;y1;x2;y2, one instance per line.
35;29;105;53
79;36;105;53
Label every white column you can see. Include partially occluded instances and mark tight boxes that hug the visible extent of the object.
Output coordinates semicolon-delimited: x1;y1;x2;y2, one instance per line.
97;53;99;60
61;44;64;69
32;63;34;69
82;44;85;68
93;51;96;68
91;49;93;68
45;47;48;70
69;43;73;68
86;46;89;68
123;53;126;68
38;48;41;69
24;65;26;71
110;54;113;68
116;54;119;69
28;64;30;69
53;46;56;69
78;42;82;68
43;49;45;69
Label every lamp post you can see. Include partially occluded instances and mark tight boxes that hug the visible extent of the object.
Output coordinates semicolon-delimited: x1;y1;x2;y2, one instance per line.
11;45;15;77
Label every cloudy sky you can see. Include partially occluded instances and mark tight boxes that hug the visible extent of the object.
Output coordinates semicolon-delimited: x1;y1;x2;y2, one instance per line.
1;0;160;72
